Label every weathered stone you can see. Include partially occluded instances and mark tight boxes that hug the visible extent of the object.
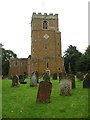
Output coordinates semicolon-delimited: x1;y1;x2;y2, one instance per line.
66;74;76;89
11;75;19;87
43;72;50;81
30;72;37;87
36;81;52;103
60;79;72;96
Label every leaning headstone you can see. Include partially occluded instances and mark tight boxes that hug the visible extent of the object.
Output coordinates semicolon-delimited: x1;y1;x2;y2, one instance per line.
11;75;19;87
60;79;72;96
36;81;52;103
83;72;90;88
66;74;76;89
30;72;37;87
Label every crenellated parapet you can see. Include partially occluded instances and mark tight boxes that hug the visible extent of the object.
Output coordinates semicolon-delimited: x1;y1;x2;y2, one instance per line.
32;12;58;19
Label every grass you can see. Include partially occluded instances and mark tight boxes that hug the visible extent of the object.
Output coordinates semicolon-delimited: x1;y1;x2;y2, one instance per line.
2;77;89;119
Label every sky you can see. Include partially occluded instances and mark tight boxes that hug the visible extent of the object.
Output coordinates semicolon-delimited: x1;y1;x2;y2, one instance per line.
0;0;88;58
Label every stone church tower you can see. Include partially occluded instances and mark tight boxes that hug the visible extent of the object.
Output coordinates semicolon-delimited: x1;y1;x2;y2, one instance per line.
27;13;64;76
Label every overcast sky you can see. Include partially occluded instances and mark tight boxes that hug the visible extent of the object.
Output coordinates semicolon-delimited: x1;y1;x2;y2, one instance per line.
0;0;88;58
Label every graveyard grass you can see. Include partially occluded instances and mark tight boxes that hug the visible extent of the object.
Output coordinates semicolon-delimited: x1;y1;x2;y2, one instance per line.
2;77;89;119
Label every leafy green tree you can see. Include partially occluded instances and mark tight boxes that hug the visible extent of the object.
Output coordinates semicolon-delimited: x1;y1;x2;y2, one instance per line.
77;45;90;72
64;45;82;74
2;48;17;76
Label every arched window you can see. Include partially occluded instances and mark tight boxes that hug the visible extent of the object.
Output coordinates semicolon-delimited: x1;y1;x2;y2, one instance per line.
43;21;48;29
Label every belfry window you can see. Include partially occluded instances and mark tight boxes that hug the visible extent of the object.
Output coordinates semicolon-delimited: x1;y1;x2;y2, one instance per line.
43;21;48;29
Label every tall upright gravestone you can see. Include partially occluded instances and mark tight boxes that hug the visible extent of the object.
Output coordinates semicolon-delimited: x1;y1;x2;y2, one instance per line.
36;73;52;103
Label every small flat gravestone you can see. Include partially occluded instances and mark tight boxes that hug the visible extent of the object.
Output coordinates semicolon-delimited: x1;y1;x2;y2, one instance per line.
60;79;72;96
83;72;90;88
30;72;37;87
11;75;19;87
36;81;52;103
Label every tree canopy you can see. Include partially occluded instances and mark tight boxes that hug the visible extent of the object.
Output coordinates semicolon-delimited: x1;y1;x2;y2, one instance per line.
63;45;82;74
2;48;17;76
76;45;90;72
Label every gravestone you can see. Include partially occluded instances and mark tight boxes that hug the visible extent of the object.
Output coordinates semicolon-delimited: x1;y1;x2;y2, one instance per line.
30;72;37;87
43;72;50;82
19;75;27;84
66;74;76;89
11;75;19;87
66;63;76;89
59;72;66;82
36;81;52;103
60;79;72;96
52;73;57;80
83;72;90;88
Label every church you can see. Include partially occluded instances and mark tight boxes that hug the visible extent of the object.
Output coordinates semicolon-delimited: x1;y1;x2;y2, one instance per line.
9;13;64;77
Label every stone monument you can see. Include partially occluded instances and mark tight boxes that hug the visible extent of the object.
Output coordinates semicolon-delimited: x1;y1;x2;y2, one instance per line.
36;73;52;103
30;72;37;87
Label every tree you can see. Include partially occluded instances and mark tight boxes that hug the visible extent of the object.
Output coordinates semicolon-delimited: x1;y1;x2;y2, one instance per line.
2;48;17;76
77;45;90;72
64;45;82;74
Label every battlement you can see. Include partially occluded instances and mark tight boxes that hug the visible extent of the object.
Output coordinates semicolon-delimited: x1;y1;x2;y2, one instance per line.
32;12;58;19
